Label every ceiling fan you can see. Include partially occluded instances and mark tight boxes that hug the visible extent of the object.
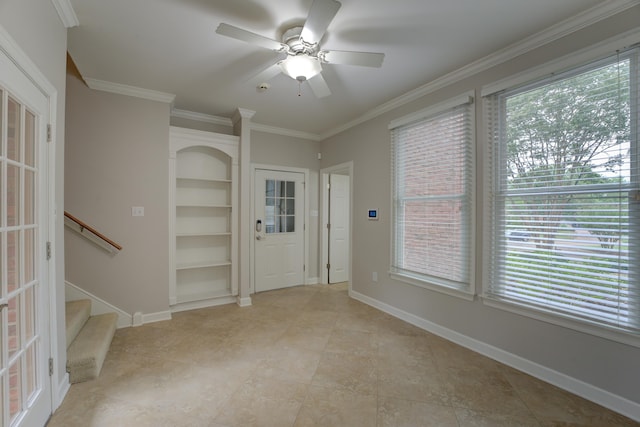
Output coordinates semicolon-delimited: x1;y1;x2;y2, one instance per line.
215;0;385;98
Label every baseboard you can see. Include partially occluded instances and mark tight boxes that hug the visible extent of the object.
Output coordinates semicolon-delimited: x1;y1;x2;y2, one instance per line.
141;310;172;324
349;289;640;422
171;296;238;313
236;296;252;307
65;281;132;328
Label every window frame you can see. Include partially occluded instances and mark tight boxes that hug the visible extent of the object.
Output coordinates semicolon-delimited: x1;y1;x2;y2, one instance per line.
389;92;476;300
482;47;640;347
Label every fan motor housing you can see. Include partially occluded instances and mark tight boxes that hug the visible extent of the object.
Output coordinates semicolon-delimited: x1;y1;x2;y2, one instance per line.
282;26;315;54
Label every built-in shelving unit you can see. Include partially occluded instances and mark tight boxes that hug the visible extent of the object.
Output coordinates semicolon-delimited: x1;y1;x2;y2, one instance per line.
169;127;239;312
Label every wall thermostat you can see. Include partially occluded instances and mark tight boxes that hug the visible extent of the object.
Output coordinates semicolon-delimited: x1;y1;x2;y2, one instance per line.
368;209;379;220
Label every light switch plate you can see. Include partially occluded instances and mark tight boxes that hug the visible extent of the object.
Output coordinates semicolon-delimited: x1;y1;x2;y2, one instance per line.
132;206;144;217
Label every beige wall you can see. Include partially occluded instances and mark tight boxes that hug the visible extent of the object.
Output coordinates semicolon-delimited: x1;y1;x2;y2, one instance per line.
251;131;321;280
65;75;171;315
0;0;68;402
320;6;640;407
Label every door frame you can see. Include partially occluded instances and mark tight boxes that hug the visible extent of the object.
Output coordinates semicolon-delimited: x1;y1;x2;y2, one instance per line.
0;24;60;415
250;164;310;294
320;161;353;287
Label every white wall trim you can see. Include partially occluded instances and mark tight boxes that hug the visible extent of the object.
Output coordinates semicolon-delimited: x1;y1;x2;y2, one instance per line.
320;0;640;140
349;289;640;422
170;108;322;141
50;0;79;28
306;277;319;285
65;281;132;329
236;296;252;307
85;78;176;103
251;122;322;141
140;310;172;324
53;374;70;411
171;108;233;127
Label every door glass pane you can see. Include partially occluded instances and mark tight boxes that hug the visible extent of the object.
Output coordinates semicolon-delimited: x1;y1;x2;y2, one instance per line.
9;358;22;423
8;294;20;358
7;97;20;162
265;180;275;197
24;169;34;225
286;199;295;215
286;181;295;198
24;228;34;284
7;164;20;226
24;110;35;167
286;216;295;232
7;230;19;293
24;286;34;342
26;345;36;402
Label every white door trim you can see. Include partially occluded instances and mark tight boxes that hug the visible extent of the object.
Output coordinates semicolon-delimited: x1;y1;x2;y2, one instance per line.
0;24;63;412
320;162;353;289
250;164;310;294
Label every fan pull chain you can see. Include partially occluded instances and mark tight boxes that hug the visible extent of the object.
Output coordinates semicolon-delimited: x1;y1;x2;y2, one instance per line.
298;80;302;97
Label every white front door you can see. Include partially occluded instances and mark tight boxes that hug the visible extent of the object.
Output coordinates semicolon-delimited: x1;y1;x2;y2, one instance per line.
0;47;51;426
254;169;305;292
328;174;349;283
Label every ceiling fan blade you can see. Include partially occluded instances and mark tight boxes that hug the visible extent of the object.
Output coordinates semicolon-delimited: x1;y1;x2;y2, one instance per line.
307;73;331;98
216;23;288;52
247;62;283;86
300;0;341;46
320;50;385;68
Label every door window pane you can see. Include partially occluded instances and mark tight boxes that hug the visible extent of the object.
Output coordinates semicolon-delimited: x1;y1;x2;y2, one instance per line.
24;110;35;167
9;358;22;423
26;345;36;402
7;97;20;162
24;286;35;341
8;294;20;358
265;180;296;234
24;169;34;225
24;228;34;284
7;164;20;226
7;230;19;293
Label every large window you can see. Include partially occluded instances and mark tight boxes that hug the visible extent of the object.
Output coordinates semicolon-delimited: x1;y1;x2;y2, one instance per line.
390;94;474;296
485;49;640;337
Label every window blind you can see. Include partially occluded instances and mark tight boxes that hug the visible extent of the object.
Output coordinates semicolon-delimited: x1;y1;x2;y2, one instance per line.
485;49;640;335
391;96;474;293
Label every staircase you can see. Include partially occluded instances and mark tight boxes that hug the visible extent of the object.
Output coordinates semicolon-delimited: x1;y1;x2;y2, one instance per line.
65;300;118;383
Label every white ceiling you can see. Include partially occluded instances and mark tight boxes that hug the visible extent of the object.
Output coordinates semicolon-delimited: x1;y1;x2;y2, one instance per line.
67;0;622;136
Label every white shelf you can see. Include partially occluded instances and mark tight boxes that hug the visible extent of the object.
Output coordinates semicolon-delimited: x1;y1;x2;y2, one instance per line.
176;260;232;270
177;177;232;183
170;126;239;309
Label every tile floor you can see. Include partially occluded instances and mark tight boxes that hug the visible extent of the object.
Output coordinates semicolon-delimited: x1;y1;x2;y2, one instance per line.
48;283;638;427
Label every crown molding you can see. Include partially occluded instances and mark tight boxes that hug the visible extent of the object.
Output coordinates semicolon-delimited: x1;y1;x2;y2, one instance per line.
51;0;79;28
171;109;321;141
84;78;176;103
250;122;321;141
171;108;233;127
321;0;640;140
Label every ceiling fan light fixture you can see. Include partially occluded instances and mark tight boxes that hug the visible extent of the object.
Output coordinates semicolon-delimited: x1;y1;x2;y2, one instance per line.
279;54;322;81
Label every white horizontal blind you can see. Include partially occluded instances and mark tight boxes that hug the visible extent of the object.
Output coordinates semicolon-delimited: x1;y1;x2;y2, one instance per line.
485;48;640;335
391;98;473;292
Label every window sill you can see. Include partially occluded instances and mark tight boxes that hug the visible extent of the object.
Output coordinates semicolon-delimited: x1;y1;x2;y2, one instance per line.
482;296;640;349
389;271;475;301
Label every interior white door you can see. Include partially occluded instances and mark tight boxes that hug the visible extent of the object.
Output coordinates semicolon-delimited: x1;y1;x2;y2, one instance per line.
254;169;305;292
0;48;51;427
328;174;349;283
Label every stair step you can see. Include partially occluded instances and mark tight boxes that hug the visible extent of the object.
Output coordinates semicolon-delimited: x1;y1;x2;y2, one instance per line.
67;312;118;384
65;299;91;349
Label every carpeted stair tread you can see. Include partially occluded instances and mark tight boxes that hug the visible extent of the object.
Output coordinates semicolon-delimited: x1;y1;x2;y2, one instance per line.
67;312;118;383
65;300;91;349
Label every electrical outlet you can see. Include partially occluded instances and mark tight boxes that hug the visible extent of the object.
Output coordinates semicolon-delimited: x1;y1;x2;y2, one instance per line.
372;272;378;282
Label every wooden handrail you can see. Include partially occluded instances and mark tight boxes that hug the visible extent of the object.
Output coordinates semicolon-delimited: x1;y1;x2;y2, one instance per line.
64;211;123;251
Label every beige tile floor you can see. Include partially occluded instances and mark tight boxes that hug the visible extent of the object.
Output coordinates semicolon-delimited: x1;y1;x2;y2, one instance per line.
48;283;639;427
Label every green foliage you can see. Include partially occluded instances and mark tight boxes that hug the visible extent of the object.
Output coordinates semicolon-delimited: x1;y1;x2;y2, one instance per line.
504;60;631;250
